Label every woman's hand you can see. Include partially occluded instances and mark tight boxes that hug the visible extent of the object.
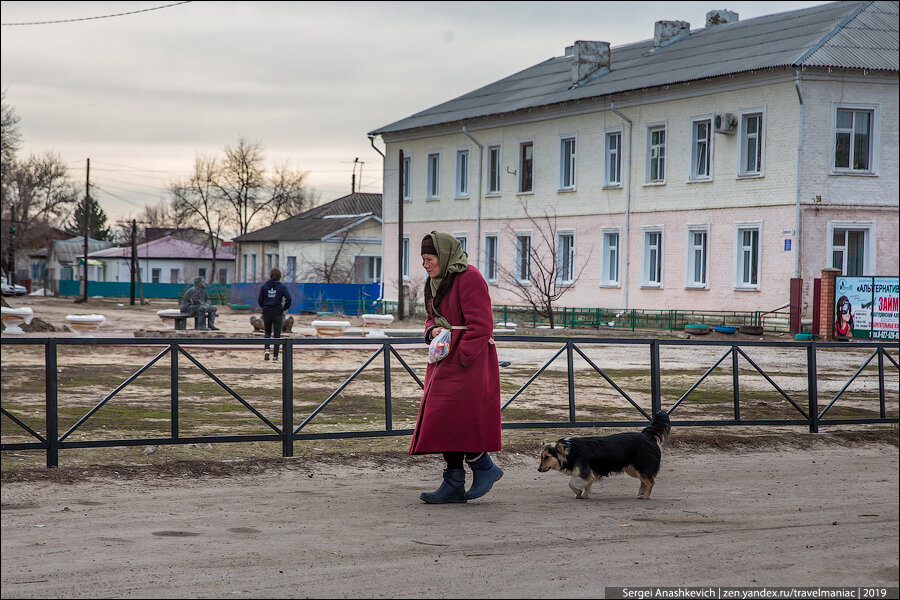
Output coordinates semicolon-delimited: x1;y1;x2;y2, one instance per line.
430;326;445;340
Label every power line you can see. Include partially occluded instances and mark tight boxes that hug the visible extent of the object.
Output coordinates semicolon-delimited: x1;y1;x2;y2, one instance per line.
1;2;192;26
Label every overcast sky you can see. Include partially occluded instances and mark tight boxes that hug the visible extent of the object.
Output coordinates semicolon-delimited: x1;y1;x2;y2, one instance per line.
2;1;828;229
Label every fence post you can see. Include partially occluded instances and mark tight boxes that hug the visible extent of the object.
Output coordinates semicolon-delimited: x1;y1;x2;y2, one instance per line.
732;346;740;421
171;343;179;439
45;339;59;468
282;340;294;457
878;347;886;419
807;342;818;433
383;342;393;431
650;340;661;415
566;342;576;423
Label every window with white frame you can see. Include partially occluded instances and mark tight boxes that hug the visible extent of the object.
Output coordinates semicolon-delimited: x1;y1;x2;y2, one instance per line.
151;268;161;284
286;256;297;282
739;112;764;176
559;136;576;190
456;149;469;197
831;227;870;276
483;234;498;283
364;256;382;283
199;267;207;281
557;232;575;285
519;141;534;193
691;119;712;180
686;227;708;288
426;152;440;199
736;226;760;288
605;130;622;187
601;231;619;285
402;154;411;201
487;145;501;194
834;106;875;173
170;268;180;284
515;233;531;283
647;125;666;183
402;235;410;279
454;234;467;253
250;254;257;282
218;268;228;285
643;229;663;286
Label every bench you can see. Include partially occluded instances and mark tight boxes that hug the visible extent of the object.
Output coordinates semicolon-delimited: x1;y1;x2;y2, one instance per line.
172;313;192;330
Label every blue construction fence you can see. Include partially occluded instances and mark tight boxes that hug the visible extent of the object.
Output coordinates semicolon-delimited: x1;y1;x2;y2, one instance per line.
59;280;383;316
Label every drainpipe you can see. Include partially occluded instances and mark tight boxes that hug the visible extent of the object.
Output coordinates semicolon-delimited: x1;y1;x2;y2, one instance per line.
462;126;484;269
793;72;803;279
368;135;386;303
610;100;633;312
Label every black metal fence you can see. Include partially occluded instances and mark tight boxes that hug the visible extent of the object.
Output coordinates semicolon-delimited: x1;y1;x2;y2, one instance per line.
1;336;897;467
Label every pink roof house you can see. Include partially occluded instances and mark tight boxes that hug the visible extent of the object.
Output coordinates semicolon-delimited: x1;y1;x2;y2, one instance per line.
89;235;235;285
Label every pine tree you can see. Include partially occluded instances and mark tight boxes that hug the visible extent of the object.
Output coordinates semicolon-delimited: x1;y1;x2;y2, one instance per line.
69;195;112;241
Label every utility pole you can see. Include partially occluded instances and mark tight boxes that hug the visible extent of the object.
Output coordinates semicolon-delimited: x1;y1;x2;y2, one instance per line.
397;149;404;321
130;219;137;305
80;158;90;303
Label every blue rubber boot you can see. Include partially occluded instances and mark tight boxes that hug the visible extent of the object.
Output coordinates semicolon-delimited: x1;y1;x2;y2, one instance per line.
420;469;467;504
465;453;503;500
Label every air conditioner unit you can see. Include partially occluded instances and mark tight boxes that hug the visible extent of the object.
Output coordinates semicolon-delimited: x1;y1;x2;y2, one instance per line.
714;113;737;133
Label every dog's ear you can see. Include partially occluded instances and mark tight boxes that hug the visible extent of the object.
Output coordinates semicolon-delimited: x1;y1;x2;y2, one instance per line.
555;441;569;458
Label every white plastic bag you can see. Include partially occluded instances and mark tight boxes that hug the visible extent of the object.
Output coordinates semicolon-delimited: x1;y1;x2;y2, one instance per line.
427;328;452;364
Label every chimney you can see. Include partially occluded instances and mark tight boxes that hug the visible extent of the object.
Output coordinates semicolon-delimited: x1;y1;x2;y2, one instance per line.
571;40;610;86
653;20;690;49
706;9;738;27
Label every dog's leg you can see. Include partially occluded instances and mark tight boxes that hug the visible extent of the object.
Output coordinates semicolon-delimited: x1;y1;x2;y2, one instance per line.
568;476;590;499
623;465;640;479
637;476;654;499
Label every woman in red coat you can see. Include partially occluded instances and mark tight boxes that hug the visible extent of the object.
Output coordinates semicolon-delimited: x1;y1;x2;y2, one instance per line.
411;232;503;504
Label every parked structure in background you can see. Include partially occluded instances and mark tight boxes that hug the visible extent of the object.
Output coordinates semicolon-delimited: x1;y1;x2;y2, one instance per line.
234;192;382;285
89;235;235;285
369;1;899;324
38;236;115;296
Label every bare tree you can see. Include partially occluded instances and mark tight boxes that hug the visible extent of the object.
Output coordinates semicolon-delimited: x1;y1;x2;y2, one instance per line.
498;204;590;328
169;153;227;279
305;231;354;283
265;161;316;226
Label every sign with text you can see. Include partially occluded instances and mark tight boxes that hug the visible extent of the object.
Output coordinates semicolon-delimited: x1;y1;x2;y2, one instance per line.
835;276;899;340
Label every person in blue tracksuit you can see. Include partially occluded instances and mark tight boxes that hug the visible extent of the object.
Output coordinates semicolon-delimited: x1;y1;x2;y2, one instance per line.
257;269;292;361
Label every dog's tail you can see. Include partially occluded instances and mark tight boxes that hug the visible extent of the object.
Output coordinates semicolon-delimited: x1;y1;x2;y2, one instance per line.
642;410;671;445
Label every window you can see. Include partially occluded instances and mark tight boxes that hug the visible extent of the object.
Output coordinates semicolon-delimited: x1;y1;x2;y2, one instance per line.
483;234;498;283
487;145;501;194
601;231;619;285
605;130;622;186
151;268;161;284
559;136;576;190
736;227;760;288
365;256;382;283
170;268;180;284
242;254;247;282
456;149;469;197
739;112;764;176
198;268;207;281
831;227;870;276
402;235;410;279
647;125;666;183
834;107;874;172
519;141;533;193
557;232;575;285
687;228;708;288
250;255;256;282
426;152;440;199
515;234;531;283
218;268;227;285
286;256;297;282
643;230;663;286
691;119;711;180
454;234;467;253
266;253;278;272
401;154;411;201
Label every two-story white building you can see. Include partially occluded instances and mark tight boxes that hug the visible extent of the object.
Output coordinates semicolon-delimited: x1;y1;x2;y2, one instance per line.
369;1;899;320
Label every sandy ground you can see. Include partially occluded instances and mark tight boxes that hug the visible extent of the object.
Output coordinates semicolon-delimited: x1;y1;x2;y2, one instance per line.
1;445;898;599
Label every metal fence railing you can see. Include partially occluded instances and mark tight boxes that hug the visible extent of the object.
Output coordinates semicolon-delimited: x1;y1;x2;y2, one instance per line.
2;336;897;468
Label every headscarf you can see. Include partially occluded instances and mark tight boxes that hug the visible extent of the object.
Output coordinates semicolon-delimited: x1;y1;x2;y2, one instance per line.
423;231;467;330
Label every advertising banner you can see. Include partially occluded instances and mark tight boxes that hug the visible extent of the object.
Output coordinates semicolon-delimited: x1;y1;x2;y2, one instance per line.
835;276;899;340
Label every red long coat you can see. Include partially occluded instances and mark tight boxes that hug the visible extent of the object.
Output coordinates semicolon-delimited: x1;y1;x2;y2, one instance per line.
409;265;501;454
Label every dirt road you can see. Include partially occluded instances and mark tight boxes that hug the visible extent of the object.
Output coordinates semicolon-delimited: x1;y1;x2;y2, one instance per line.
2;444;898;598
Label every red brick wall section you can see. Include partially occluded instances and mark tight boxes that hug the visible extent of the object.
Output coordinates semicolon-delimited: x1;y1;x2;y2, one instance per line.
819;268;841;340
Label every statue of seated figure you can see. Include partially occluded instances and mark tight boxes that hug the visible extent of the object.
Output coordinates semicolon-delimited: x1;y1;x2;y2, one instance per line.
181;276;219;330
